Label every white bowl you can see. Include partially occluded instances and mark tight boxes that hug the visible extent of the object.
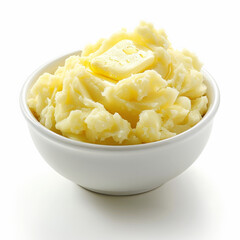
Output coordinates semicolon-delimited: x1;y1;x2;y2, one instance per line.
20;51;220;195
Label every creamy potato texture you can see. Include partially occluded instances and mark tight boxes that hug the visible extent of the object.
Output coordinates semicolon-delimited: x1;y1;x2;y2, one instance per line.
28;22;208;145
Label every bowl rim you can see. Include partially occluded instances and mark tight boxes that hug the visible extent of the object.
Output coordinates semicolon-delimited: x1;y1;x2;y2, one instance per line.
19;51;220;151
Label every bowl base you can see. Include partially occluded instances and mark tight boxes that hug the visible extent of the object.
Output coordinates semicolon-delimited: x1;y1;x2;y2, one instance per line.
78;184;163;196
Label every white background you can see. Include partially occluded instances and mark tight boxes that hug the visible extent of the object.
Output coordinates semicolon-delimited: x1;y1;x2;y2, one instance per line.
0;0;239;239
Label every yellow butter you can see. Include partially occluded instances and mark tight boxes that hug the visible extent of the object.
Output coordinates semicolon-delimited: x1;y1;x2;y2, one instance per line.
90;40;154;80
27;22;208;145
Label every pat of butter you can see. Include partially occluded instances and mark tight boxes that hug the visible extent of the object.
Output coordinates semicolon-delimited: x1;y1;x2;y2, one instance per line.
90;40;155;81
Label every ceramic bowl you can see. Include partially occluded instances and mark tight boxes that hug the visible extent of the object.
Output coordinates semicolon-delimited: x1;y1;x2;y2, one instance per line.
20;51;220;195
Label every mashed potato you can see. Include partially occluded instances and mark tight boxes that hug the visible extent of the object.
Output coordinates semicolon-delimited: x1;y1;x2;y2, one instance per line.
27;22;208;145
